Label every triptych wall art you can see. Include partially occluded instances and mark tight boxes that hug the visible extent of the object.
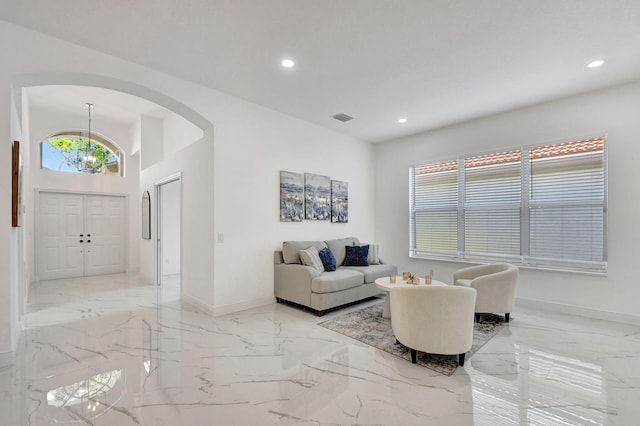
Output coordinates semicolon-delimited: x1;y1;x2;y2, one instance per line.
280;171;348;223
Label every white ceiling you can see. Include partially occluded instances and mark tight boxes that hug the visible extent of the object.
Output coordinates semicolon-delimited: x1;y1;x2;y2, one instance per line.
3;1;640;143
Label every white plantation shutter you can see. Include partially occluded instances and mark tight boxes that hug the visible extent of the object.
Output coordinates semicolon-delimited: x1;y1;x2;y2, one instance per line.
410;160;458;258
409;137;607;273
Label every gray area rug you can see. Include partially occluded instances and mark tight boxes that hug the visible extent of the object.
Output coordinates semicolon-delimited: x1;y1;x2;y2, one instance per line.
318;303;506;376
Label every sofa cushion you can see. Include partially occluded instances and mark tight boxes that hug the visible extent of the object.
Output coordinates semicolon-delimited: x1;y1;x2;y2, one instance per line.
344;245;369;266
299;246;324;273
342;263;398;283
311;269;364;293
282;240;327;264
318;247;337;271
325;237;360;266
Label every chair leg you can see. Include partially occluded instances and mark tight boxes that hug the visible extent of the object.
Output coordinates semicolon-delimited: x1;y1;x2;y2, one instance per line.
505;313;510;323
458;353;466;366
410;349;417;364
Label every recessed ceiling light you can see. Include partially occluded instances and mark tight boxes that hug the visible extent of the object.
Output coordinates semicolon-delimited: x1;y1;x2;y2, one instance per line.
587;59;605;68
398;118;407;124
281;59;295;68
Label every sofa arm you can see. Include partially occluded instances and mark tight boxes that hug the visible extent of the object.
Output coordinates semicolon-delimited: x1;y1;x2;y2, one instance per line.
274;263;320;306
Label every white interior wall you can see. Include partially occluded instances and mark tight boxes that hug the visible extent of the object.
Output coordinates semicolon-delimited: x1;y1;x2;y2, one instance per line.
139;136;213;309
374;81;640;321
18;89;31;314
163;112;203;158
141;116;163;170
8;86;24;361
210;94;375;315
160;179;181;276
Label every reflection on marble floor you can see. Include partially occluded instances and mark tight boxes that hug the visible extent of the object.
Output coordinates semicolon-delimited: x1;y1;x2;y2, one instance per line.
2;273;640;425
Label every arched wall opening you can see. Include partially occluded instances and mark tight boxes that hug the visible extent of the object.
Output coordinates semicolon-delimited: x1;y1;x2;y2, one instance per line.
10;72;215;327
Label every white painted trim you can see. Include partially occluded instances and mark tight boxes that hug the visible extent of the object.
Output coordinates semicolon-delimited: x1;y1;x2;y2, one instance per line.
213;297;275;317
35;188;130;198
516;298;640;326
181;293;214;316
154;172;182;186
0;351;13;367
154;173;182;286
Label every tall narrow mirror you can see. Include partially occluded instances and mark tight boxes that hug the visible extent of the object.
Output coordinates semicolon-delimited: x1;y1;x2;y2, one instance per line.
142;191;151;239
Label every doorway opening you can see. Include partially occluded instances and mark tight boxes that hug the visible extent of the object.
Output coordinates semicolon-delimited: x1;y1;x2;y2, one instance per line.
155;174;182;289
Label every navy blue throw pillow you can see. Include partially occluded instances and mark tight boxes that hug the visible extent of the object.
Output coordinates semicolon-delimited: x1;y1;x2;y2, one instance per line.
318;248;337;271
344;245;369;266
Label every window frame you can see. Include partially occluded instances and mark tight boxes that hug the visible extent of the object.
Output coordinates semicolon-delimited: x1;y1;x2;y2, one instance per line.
409;136;608;274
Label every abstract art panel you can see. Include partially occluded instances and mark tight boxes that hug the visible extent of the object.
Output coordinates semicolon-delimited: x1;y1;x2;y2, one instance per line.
280;171;304;222
304;173;331;220
331;180;348;223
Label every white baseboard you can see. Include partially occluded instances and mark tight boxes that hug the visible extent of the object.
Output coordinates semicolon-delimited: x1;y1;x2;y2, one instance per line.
180;294;275;317
213;297;275;317
516;298;640;326
0;350;13;368
181;293;215;316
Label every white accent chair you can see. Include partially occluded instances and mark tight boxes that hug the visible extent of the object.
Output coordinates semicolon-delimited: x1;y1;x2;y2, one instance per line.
390;285;477;366
453;263;518;323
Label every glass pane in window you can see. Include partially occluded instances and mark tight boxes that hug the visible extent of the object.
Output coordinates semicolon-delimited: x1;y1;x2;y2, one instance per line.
42;136;121;175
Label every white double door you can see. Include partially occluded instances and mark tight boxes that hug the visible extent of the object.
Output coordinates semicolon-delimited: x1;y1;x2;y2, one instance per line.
38;192;126;280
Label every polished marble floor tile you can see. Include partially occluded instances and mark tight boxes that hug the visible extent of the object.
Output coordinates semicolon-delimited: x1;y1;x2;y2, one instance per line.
2;273;640;425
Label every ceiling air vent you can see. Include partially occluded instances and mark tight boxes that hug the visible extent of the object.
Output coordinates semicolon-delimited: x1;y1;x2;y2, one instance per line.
332;113;353;122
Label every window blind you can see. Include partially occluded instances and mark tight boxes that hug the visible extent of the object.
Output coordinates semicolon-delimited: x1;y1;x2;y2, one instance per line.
410;160;458;258
464;151;521;260
409;137;607;273
528;139;606;271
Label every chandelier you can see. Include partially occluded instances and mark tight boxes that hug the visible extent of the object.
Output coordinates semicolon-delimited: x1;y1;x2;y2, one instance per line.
68;102;104;174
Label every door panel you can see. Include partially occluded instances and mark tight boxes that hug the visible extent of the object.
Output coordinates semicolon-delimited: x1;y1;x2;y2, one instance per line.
85;195;126;276
38;192;126;280
38;192;84;280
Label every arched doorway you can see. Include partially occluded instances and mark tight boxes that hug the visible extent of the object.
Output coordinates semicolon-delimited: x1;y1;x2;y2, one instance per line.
10;73;213;319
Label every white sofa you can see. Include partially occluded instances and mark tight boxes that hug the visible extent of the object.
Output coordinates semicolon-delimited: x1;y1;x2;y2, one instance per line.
274;237;397;316
391;285;477;365
453;263;518;322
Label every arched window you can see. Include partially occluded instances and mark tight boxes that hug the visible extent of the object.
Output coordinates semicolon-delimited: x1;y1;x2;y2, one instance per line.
41;131;124;176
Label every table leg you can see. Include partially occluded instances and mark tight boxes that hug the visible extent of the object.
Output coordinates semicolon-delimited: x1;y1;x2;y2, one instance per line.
382;292;391;319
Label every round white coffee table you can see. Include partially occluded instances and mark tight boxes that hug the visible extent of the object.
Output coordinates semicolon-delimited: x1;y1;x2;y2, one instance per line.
374;276;447;319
